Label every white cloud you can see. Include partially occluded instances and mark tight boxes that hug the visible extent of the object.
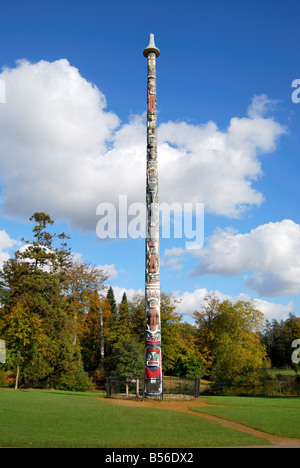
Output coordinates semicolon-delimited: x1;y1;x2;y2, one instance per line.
161;246;186;272
247;94;280;119
71;252;84;263
0;59;121;231
102;283;297;322
253;298;296;322
0;59;287;233
98;263;118;280
189;219;300;297
109;285;144;304
70;255;120;280
0;230;20;267
175;288;211;317
158;94;287;217
174;288;297;322
163;247;186;257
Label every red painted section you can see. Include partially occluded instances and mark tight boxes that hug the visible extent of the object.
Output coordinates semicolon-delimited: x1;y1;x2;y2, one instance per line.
145;367;161;378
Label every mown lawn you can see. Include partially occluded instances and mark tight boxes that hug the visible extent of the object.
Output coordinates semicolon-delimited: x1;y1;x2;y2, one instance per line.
0;389;270;448
190;396;300;439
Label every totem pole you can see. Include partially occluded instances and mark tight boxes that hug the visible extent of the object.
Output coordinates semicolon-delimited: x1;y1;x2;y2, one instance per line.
143;34;162;396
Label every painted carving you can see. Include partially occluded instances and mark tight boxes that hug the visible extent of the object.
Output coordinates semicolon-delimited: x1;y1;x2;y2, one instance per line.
143;34;162;396
145;328;161;346
146;308;159;331
148;111;156;122
146;347;160;367
148;94;156;111
149;252;157;273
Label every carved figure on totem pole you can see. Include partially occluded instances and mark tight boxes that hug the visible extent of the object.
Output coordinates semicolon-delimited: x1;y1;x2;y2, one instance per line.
143;34;162;396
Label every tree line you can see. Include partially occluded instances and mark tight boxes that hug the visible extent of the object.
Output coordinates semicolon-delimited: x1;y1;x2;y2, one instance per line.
0;213;299;393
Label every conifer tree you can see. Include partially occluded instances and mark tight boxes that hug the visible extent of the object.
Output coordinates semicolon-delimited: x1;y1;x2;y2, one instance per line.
106;286;117;316
0;212;91;390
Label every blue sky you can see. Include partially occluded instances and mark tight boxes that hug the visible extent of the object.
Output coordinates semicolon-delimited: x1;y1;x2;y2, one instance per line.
0;0;300;323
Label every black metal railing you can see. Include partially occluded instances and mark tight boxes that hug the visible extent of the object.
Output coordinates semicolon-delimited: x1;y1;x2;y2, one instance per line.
106;376;201;400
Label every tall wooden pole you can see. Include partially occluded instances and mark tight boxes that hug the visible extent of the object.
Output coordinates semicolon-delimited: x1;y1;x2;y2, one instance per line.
143;34;162;396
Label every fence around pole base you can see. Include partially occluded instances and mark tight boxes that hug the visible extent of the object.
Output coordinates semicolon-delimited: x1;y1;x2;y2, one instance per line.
106;376;201;400
143;378;163;400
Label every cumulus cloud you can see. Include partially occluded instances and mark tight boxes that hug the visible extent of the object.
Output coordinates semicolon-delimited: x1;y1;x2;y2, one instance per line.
0;230;20;266
253;298;297;322
174;287;296;322
158;94;287;217
161;247;186;272
107;284;296;322
247;94;280;119
0;59;121;230
189;219;300;297
0;59;287;233
70;253;119;280
109;285;144;304
98;263;118;280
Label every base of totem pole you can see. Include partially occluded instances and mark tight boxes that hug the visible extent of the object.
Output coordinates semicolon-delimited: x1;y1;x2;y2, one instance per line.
143;377;163;400
106;376;201;401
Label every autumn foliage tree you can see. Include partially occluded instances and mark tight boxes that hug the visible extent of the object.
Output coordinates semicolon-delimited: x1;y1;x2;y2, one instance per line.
1;301;44;389
262;314;300;370
194;295;267;394
1;212;295;393
65;261;108;346
0;213;94;389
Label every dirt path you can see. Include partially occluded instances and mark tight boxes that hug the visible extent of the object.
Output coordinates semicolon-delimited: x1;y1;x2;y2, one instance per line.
99;397;300;448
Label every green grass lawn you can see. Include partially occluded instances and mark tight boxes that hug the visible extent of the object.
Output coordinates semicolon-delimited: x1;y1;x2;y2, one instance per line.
0;389;271;448
267;368;298;377
190;396;300;439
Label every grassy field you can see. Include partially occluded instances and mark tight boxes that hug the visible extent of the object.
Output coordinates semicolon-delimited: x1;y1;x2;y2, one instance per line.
191;396;300;439
267;368;298;377
0;389;271;448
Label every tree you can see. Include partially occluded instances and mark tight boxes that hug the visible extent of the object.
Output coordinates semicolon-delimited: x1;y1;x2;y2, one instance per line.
114;291;131;344
193;294;219;370
109;338;144;377
194;295;267;394
1;301;44;389
0;213;91;390
121;292;128;304
128;294;146;343
262;319;287;367
160;292;184;374
80;291;110;373
20;212;72;275
106;286;117;316
103;291;198;378
104;289;134;375
174;323;206;378
64;261;108;346
262;314;300;371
